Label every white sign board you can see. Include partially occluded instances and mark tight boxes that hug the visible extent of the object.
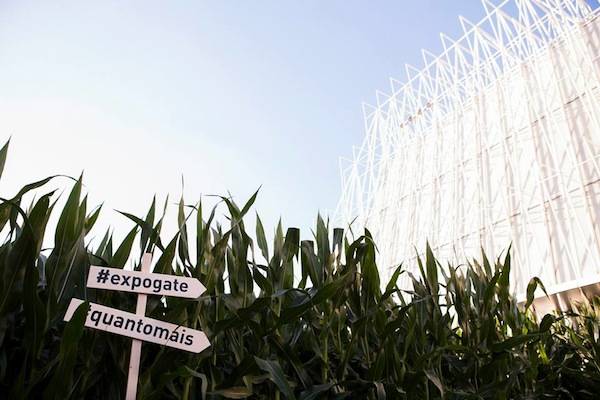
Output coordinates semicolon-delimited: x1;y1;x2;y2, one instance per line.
64;253;211;400
64;298;210;353
86;266;206;298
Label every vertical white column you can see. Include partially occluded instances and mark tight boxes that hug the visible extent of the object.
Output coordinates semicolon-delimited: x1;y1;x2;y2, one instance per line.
125;253;153;400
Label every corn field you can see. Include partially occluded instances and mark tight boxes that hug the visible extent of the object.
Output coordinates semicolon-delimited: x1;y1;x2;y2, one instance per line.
0;139;599;399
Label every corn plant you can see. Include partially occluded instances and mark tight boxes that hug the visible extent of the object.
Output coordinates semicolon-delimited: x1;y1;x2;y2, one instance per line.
0;139;599;399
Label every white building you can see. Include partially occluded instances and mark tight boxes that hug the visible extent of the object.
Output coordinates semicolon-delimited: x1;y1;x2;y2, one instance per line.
338;0;600;297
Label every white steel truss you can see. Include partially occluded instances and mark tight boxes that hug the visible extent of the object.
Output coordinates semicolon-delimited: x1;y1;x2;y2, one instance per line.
337;0;600;296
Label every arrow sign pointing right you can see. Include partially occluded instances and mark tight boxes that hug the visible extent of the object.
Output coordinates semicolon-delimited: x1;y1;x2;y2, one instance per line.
86;266;206;298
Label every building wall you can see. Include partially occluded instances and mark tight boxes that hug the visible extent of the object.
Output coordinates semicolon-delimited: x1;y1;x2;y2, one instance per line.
338;0;600;296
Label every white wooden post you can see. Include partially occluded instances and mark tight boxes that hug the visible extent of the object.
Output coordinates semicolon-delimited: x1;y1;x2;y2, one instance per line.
125;252;152;400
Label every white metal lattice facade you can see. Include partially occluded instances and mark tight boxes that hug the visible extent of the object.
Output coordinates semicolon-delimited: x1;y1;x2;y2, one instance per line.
338;0;600;296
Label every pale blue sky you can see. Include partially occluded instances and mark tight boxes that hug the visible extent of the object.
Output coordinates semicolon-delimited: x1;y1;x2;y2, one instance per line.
0;1;495;240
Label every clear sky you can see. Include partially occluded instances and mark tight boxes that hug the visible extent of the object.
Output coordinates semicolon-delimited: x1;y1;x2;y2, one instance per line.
0;1;495;242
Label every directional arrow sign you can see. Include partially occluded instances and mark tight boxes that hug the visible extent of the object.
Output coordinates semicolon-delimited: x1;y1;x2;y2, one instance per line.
64;298;210;353
86;265;206;298
68;254;212;400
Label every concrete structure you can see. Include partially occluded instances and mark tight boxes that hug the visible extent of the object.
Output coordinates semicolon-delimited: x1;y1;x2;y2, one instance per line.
338;0;600;298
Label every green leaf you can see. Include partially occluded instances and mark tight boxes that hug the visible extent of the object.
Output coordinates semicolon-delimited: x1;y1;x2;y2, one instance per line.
299;383;334;400
525;276;547;309
183;366;208;399
498;245;512;299
84;204;102;234
196;198;204;269
0;138;9;182
424;370;443;398
23;259;46;359
425;242;438;298
373;381;386;400
140;196;156;253
300;240;321;287
44;301;89;400
177;195;191;267
241;187;260;217
252;264;273;295
361;229;380;300
210;387;252;398
111;226;138;268
0;175;62;232
255;213;269;261
491;333;540;353
282;228;300;263
383;264;404;300
117;210;165;251
539;314;555;332
54;174;83;252
154;233;179;275
254;356;296;400
280;272;350;323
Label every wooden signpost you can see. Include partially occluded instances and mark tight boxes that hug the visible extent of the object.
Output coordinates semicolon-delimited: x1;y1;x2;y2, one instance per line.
64;253;210;400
